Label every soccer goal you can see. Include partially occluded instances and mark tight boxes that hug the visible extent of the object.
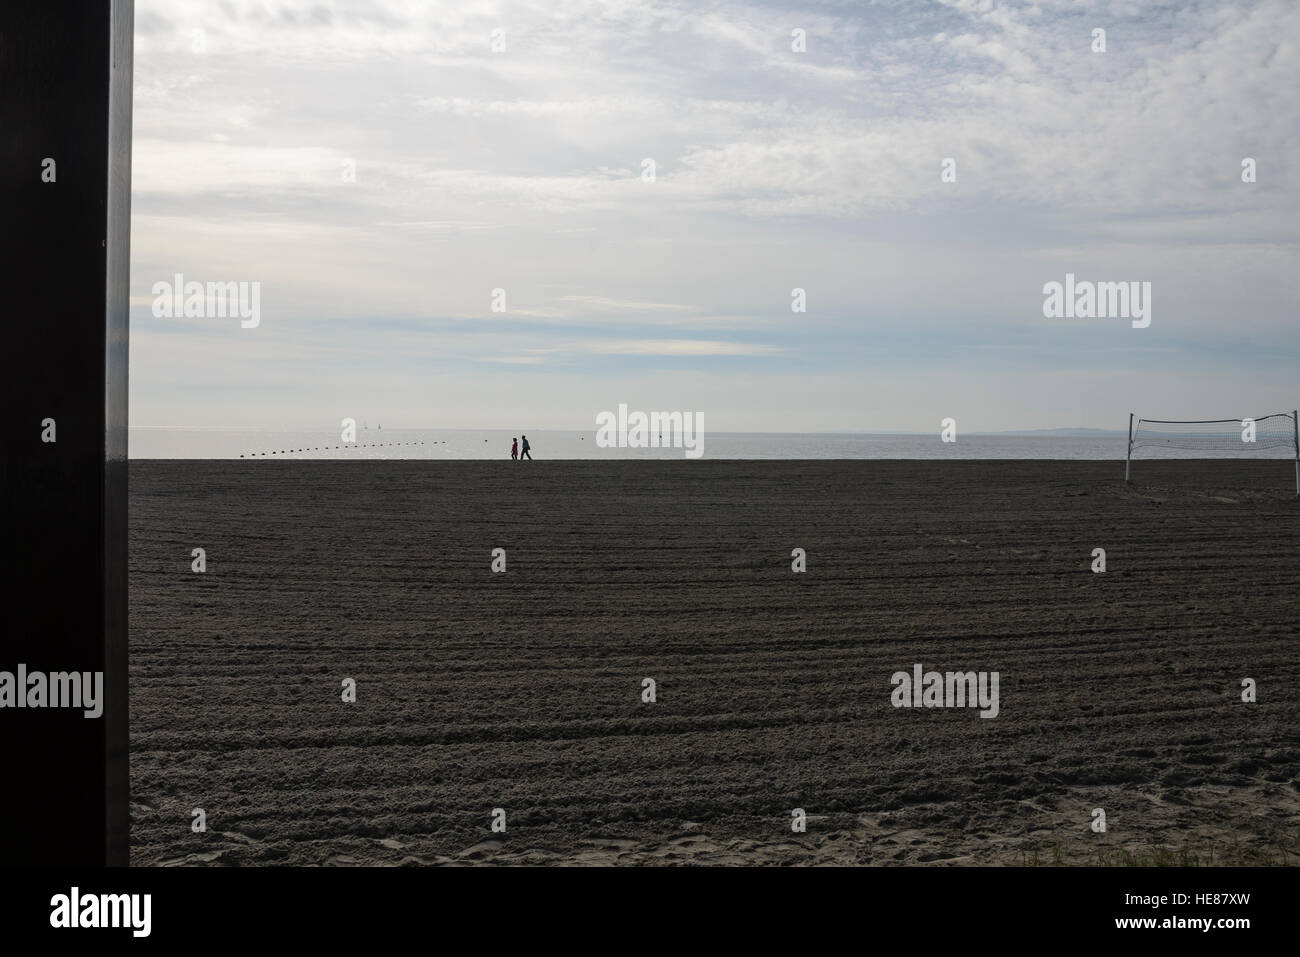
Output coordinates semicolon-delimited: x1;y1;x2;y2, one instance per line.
1126;411;1300;493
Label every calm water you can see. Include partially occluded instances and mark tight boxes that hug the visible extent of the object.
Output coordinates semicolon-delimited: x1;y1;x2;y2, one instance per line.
123;428;1293;461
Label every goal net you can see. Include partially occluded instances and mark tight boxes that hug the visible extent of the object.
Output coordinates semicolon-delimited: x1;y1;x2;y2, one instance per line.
1127;411;1299;492
1131;414;1297;455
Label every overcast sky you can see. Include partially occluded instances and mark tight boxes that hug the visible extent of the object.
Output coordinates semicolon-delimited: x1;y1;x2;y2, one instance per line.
128;0;1299;432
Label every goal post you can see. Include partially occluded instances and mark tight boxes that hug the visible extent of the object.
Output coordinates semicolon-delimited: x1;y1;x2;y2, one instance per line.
1127;412;1300;494
1126;412;1133;483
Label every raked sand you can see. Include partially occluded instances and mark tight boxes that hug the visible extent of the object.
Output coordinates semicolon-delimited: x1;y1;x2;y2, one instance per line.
128;460;1300;865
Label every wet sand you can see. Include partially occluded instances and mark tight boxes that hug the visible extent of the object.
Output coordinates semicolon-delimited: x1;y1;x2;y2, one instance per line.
128;460;1300;865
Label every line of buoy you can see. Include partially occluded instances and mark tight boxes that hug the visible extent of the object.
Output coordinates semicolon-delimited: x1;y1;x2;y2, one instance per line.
242;440;433;457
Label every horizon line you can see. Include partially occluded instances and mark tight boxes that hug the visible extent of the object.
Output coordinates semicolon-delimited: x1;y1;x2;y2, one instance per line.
127;426;1130;435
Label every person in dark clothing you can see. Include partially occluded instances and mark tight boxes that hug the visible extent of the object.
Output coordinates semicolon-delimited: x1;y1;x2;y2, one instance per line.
520;434;532;460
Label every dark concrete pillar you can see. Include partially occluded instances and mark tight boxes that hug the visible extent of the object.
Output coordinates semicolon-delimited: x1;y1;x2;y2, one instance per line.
0;0;133;866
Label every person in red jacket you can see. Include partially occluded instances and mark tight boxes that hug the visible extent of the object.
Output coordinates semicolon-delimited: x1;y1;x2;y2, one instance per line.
511;437;518;460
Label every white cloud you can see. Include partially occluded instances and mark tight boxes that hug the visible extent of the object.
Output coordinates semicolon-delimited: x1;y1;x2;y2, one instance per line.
129;0;1300;431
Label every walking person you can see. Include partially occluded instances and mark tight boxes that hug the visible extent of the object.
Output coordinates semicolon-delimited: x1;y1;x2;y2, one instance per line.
520;434;532;460
511;437;518;460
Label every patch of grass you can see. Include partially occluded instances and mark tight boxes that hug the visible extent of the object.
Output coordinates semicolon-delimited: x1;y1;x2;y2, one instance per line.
1092;845;1213;867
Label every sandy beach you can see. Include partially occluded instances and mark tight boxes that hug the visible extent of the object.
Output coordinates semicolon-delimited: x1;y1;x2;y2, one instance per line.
128;460;1300;865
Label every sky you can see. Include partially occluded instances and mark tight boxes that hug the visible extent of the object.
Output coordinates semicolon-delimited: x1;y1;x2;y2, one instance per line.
128;0;1300;433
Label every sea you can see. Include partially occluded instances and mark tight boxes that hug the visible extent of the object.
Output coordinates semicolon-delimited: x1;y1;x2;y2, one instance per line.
127;429;1295;460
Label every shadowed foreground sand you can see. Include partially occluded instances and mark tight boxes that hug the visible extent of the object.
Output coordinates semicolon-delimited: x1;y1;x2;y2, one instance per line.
129;460;1300;865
